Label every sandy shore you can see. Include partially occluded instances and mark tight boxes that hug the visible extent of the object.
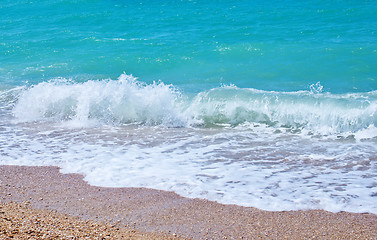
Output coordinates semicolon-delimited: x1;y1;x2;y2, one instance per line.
1;165;376;239
0;201;180;239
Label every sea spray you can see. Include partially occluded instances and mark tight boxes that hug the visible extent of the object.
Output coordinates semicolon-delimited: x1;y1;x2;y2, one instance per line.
11;74;377;138
12;74;185;127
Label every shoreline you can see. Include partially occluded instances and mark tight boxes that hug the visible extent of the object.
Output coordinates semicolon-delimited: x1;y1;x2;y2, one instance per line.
1;165;376;239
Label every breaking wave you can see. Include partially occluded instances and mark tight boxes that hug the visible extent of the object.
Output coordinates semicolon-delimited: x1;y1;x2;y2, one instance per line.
7;74;377;138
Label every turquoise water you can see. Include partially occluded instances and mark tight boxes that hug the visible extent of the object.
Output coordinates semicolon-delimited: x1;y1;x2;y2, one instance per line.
1;0;377;213
1;0;376;92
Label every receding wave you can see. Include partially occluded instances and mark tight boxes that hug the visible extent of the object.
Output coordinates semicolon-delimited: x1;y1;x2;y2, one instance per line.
7;74;377;137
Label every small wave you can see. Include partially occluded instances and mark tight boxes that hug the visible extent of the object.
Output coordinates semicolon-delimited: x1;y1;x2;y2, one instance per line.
0;86;25;110
9;73;377;137
12;74;185;127
188;86;377;135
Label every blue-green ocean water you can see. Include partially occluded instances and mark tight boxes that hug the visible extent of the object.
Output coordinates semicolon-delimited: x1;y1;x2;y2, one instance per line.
1;0;376;92
1;0;377;214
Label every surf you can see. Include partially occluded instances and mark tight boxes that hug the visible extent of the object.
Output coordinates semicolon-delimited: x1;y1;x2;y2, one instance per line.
6;73;376;139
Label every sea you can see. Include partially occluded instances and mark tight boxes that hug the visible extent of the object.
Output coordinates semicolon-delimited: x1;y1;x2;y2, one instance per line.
1;0;376;214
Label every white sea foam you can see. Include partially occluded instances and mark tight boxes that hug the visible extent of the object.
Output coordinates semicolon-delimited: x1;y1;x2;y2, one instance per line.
12;74;185;127
0;121;376;214
10;74;377;138
1;74;377;214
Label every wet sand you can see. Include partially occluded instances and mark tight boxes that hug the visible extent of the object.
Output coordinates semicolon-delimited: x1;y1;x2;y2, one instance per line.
1;165;376;239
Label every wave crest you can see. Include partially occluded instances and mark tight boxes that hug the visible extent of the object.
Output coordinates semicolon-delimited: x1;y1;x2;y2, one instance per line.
10;74;377;137
13;74;185;127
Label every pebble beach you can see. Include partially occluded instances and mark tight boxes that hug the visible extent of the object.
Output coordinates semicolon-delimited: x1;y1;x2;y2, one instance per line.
1;165;376;239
